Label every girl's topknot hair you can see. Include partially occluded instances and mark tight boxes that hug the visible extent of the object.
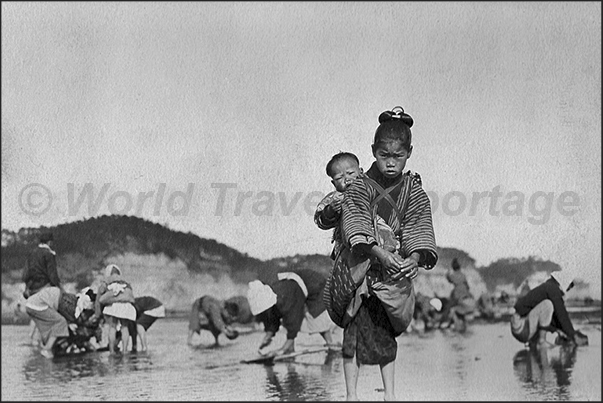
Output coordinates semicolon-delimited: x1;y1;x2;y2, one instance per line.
373;106;413;150
378;106;414;127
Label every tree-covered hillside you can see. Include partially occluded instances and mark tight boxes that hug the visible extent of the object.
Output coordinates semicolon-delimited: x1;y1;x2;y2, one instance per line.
0;215;575;293
1;215;273;288
1;215;597;322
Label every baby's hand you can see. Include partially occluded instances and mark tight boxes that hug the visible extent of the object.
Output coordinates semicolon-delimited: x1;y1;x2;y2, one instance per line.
329;192;345;213
329;199;343;214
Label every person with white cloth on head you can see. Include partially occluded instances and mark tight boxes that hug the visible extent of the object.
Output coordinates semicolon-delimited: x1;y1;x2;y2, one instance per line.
510;269;588;348
247;268;338;357
94;264;136;355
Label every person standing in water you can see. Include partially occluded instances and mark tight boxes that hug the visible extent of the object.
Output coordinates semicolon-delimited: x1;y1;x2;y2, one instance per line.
332;106;438;401
445;258;476;332
21;232;69;359
94;264;137;355
247;268;337;357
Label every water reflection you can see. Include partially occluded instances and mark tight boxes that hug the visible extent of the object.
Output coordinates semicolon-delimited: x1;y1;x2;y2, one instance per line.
23;351;108;383
6;321;598;401
22;350;156;384
512;345;577;399
264;364;307;400
442;329;473;384
263;351;338;401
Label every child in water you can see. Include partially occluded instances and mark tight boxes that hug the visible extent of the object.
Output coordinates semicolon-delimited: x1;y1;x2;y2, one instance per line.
94;264;136;354
319;107;438;400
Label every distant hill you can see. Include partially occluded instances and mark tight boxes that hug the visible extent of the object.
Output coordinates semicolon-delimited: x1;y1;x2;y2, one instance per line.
1;215;274;288
1;215;592;320
478;256;561;291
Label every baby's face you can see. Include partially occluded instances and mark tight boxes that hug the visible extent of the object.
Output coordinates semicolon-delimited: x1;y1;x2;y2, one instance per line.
330;158;362;192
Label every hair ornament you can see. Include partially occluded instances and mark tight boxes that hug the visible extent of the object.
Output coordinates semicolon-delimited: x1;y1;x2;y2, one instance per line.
378;106;414;128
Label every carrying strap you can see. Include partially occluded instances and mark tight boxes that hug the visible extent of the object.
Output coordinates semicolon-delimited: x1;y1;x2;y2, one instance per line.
361;174;412;228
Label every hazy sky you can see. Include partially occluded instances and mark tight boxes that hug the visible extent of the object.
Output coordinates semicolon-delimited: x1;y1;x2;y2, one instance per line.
2;2;600;294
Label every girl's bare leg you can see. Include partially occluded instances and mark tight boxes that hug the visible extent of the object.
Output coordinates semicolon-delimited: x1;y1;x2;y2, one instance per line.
343;356;360;401
379;360;396;401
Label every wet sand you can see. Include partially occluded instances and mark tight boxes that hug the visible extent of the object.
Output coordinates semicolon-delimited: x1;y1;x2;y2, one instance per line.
2;318;600;401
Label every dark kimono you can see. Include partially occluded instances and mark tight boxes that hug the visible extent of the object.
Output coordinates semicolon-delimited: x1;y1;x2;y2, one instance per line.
261;268;329;340
339;163;438;365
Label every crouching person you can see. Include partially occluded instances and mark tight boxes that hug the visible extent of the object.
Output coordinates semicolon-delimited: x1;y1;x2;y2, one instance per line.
247;269;337;358
187;295;239;346
510;271;588;349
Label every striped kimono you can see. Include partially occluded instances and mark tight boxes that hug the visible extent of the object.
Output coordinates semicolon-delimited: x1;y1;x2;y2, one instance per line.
314;190;345;260
335;163;438;364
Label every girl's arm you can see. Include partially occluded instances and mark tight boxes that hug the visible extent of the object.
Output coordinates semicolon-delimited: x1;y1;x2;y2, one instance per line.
341;180;408;272
399;178;438;269
360;244;419;279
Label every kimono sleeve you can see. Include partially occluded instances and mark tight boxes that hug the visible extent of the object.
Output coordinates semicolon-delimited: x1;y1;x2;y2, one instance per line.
314;191;340;230
400;179;438;269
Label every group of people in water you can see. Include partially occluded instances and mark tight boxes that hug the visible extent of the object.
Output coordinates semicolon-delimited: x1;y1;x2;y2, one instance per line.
19;106;590;401
21;232;166;357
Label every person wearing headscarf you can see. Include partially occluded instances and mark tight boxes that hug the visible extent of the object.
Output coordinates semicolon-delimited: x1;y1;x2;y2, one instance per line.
412;292;443;332
247;268;337;358
510;270;588;348
94;264;136;354
21;232;69;358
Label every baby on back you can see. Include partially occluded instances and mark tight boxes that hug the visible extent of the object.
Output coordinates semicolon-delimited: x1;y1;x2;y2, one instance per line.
314;151;399;259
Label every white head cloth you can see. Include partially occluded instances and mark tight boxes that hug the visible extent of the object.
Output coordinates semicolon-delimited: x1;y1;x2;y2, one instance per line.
429;298;443;312
247;280;277;316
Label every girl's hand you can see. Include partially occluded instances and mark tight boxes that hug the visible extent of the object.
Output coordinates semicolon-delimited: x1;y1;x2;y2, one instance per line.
374;248;405;276
392;256;419;280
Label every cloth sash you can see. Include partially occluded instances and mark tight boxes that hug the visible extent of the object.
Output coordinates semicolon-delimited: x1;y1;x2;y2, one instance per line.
277;272;309;298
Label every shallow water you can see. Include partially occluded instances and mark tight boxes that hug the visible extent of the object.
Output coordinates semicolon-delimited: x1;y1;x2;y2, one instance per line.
2;318;600;401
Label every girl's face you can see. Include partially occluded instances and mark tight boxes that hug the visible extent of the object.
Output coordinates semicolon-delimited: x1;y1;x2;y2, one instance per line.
372;140;412;179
